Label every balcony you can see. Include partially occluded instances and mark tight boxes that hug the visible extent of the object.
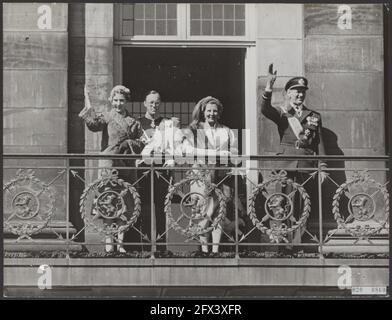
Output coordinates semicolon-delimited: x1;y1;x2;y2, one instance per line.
3;153;389;297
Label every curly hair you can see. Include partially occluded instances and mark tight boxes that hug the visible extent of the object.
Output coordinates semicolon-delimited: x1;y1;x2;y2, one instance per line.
108;85;131;102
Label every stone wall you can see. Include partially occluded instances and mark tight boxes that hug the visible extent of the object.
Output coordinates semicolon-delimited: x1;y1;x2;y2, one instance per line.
3;3;69;222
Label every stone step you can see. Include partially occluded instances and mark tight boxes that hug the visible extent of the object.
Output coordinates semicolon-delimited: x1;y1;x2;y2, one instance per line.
4;239;84;252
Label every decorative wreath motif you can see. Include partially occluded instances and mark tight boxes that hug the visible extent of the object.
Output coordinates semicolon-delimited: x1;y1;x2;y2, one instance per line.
3;169;56;239
79;169;141;236
164;169;227;240
332;170;389;238
248;170;311;243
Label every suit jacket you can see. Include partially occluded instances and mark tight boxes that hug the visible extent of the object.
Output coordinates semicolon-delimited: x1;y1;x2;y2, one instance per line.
259;90;326;170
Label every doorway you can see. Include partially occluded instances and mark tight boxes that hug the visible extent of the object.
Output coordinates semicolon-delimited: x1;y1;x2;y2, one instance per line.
122;47;246;252
122;47;245;141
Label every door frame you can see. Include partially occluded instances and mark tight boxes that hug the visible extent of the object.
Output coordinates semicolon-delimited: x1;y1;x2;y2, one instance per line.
113;43;257;158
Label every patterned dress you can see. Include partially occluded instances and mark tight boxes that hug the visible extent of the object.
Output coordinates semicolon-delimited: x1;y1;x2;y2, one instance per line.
79;107;145;179
185;122;240;252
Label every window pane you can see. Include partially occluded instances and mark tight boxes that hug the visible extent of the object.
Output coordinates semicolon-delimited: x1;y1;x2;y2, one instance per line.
122;3;244;37
202;4;212;19
145;4;154;19
122;4;134;19
235;21;245;36
189;3;245;37
134;20;144;34
156;4;166;19
190;20;201;35
181;114;188;126
224;20;234;36
127;3;178;36
202;20;212;35
224;4;234;19
235;4;245;19
145;20;155;35
167;4;177;19
190;4;201;19
156;20;166;35
212;4;223;19
213;21;223;36
122;20;134;36
167;20;177;35
134;4;144;19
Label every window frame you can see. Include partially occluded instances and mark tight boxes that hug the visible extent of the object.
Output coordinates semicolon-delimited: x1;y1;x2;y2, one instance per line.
114;3;183;41
114;3;254;42
186;3;249;41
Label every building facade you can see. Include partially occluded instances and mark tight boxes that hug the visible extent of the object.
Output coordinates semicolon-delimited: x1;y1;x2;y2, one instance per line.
3;3;389;297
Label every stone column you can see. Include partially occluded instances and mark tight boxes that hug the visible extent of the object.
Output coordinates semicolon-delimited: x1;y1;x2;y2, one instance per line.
3;3;74;248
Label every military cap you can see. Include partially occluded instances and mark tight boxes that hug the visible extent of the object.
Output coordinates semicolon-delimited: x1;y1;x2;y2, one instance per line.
285;77;309;91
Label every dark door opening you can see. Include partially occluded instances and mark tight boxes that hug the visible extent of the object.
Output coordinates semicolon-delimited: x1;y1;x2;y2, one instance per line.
122;47;245;151
122;47;246;252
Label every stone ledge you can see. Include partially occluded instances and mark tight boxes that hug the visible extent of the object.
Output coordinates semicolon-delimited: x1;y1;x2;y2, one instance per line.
4;258;389;287
4;257;389;267
3;285;366;298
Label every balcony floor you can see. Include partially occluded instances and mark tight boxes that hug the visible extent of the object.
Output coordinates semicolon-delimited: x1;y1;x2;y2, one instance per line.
4;257;389;298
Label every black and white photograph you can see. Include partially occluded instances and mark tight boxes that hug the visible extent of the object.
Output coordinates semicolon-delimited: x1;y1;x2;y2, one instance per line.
2;2;390;301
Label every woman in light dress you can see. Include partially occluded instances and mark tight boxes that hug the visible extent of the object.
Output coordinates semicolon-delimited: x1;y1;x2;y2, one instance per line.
79;85;144;253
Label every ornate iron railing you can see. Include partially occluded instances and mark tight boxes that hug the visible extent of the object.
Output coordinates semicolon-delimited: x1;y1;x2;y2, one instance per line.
3;153;389;259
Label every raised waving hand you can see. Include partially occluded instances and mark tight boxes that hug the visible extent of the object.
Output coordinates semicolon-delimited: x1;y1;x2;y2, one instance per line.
265;63;277;91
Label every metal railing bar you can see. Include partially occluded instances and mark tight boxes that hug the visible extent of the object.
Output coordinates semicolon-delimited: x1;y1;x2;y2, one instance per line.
5;241;388;247
150;165;156;258
325;175;341;187
234;170;239;259
318;164;324;259
4;166;389;172
3;153;389;161
249;168;390;172
66;161;70;259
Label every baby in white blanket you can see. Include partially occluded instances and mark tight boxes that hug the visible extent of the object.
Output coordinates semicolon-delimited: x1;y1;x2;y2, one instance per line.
140;117;190;166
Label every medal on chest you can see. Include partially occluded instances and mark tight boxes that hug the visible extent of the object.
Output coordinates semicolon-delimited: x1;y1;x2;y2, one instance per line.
306;115;319;127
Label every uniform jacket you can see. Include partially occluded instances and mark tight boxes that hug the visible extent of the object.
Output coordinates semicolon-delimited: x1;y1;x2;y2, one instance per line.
138;116;164;140
259;90;326;170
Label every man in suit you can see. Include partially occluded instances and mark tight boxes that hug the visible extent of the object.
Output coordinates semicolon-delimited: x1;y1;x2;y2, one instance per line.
258;64;328;244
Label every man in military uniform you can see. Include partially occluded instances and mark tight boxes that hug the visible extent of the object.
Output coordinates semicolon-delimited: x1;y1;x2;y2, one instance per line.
258;64;328;244
127;90;168;252
138;90;164;140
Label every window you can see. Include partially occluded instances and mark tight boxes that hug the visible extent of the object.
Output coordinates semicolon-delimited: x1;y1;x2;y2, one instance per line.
189;4;245;36
121;3;177;36
116;3;249;40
